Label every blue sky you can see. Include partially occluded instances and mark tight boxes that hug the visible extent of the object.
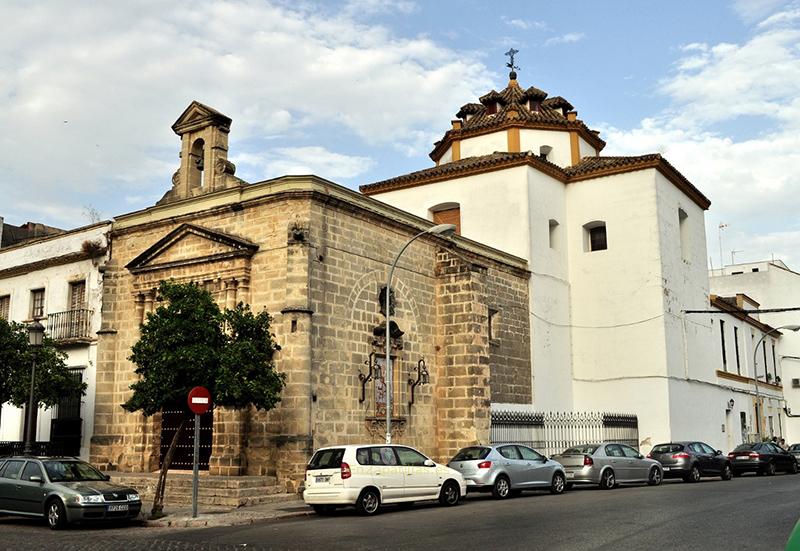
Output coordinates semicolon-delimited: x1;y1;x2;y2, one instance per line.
1;0;799;268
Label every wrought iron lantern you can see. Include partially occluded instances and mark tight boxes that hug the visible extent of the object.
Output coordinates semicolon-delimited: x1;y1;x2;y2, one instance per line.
359;352;383;403
408;358;429;406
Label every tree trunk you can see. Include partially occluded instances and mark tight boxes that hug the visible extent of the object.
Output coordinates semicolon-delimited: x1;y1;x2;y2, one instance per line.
150;417;187;519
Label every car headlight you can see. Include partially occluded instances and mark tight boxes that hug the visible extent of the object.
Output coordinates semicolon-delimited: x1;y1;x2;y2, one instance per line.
127;493;140;502
79;495;104;504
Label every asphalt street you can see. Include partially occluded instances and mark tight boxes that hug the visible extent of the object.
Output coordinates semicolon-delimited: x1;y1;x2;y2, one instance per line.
1;472;799;551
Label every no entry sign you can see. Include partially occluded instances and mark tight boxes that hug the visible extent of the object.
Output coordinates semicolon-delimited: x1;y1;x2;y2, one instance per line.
187;386;211;415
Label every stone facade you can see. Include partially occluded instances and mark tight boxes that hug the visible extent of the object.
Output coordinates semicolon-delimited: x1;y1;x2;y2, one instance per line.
89;104;531;492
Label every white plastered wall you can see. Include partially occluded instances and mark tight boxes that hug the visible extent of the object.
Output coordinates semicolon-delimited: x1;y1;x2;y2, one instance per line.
0;224;107;459
460;132;509;160
519;129;572;167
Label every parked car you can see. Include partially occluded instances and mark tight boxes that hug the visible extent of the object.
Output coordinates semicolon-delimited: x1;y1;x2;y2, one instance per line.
0;456;141;529
728;442;799;476
447;444;566;498
551;442;663;489
647;441;732;482
789;444;800;462
303;444;466;515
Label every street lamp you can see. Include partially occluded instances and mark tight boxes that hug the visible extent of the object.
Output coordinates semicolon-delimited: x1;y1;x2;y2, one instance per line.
385;223;456;444
751;324;800;440
24;321;45;456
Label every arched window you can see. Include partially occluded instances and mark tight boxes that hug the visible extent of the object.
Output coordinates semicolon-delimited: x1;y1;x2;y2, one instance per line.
429;202;461;235
189;138;205;189
583;221;607;252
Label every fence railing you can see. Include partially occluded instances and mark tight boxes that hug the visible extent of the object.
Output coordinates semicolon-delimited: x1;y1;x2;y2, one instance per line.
0;441;67;457
47;309;93;341
490;410;639;457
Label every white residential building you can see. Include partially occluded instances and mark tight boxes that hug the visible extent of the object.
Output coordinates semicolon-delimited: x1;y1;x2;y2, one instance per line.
0;221;109;459
711;260;800;444
361;71;771;452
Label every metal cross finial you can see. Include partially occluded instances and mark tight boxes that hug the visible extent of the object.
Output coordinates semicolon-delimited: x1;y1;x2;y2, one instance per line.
505;48;520;72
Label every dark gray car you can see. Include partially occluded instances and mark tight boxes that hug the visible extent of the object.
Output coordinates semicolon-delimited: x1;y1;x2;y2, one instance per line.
0;457;141;529
647;441;732;482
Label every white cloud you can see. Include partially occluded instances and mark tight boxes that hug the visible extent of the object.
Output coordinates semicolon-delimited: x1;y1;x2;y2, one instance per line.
543;32;585;47
0;0;491;224
602;5;800;268
232;146;374;180
343;0;418;16
502;16;548;31
732;0;789;23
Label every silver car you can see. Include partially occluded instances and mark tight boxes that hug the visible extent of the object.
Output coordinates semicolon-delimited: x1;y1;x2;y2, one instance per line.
447;444;566;499
551;442;663;489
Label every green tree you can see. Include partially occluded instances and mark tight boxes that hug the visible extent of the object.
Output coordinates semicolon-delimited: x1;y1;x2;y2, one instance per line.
122;280;284;518
0;319;86;442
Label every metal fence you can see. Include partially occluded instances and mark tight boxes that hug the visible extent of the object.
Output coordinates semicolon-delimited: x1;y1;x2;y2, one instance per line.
490;411;639;457
0;441;67;457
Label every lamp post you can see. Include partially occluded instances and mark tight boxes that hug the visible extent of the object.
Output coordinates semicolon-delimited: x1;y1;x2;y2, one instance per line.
24;321;45;456
385;223;456;444
751;324;800;441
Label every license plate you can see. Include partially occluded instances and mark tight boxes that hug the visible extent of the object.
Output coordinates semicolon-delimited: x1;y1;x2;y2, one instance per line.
107;504;128;512
565;472;574;479
736;456;749;461
315;475;331;483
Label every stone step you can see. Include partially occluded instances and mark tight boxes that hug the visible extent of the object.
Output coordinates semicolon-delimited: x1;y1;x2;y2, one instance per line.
107;472;287;507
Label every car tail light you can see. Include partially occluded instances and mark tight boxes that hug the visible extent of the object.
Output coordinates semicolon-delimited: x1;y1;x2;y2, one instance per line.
749;452;760;459
646;453;652;459
341;462;352;480
727;453;735;458
583;455;593;466
477;461;492;469
672;452;690;459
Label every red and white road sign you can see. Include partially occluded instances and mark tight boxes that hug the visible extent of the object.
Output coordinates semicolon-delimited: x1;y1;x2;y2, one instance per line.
187;386;211;415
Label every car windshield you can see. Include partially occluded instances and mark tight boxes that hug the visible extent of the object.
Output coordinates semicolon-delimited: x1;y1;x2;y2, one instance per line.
652;444;683;454
791;445;800;452
451;447;491;461
733;444;756;452
562;445;598;455
43;460;106;482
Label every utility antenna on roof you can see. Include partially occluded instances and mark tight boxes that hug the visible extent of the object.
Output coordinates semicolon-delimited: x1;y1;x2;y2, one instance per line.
505;48;520;79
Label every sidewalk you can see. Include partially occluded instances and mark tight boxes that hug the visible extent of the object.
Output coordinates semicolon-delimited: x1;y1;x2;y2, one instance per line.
142;496;312;528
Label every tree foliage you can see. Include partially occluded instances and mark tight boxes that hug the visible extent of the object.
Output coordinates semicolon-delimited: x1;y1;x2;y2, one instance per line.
122;280;285;415
0;319;86;408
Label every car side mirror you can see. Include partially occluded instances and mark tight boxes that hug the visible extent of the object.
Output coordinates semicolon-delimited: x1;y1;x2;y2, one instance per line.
637;454;644;460
29;475;43;483
424;459;435;467
716;450;722;455
103;474;111;481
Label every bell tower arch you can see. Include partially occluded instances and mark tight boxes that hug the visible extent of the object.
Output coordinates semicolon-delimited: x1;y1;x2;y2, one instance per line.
158;101;241;205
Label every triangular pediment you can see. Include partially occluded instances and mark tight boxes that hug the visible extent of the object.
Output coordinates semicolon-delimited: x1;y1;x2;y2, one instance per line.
172;101;232;135
127;224;258;273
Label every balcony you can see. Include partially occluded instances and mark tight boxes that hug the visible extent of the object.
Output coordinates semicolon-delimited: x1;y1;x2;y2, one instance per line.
47;309;94;343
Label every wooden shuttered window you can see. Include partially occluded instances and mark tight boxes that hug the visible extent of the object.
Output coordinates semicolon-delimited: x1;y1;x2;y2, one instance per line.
433;208;461;236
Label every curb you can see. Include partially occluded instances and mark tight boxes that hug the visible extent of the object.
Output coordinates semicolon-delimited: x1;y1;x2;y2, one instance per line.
142;509;313;529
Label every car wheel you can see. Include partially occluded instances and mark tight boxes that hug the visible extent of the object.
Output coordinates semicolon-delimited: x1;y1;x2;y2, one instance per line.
492;475;511;499
766;462;777;476
46;499;68;530
721;464;733;481
439;480;460;506
648;466;663;486
550;472;566;495
790;461;798;475
683;465;701;483
355;488;381;516
600;469;615;490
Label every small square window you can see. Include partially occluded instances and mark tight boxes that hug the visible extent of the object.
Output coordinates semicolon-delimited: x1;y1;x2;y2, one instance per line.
30;289;45;319
488;308;500;341
0;295;9;321
589;226;607;251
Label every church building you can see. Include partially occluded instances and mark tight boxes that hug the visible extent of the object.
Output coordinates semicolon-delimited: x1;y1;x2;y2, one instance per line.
88;102;532;494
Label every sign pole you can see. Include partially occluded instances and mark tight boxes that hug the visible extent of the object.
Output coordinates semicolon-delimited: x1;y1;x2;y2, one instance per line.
187;385;211;520
192;413;200;518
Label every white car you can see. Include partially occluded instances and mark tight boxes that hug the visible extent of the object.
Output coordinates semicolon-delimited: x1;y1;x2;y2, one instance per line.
303;444;467;515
